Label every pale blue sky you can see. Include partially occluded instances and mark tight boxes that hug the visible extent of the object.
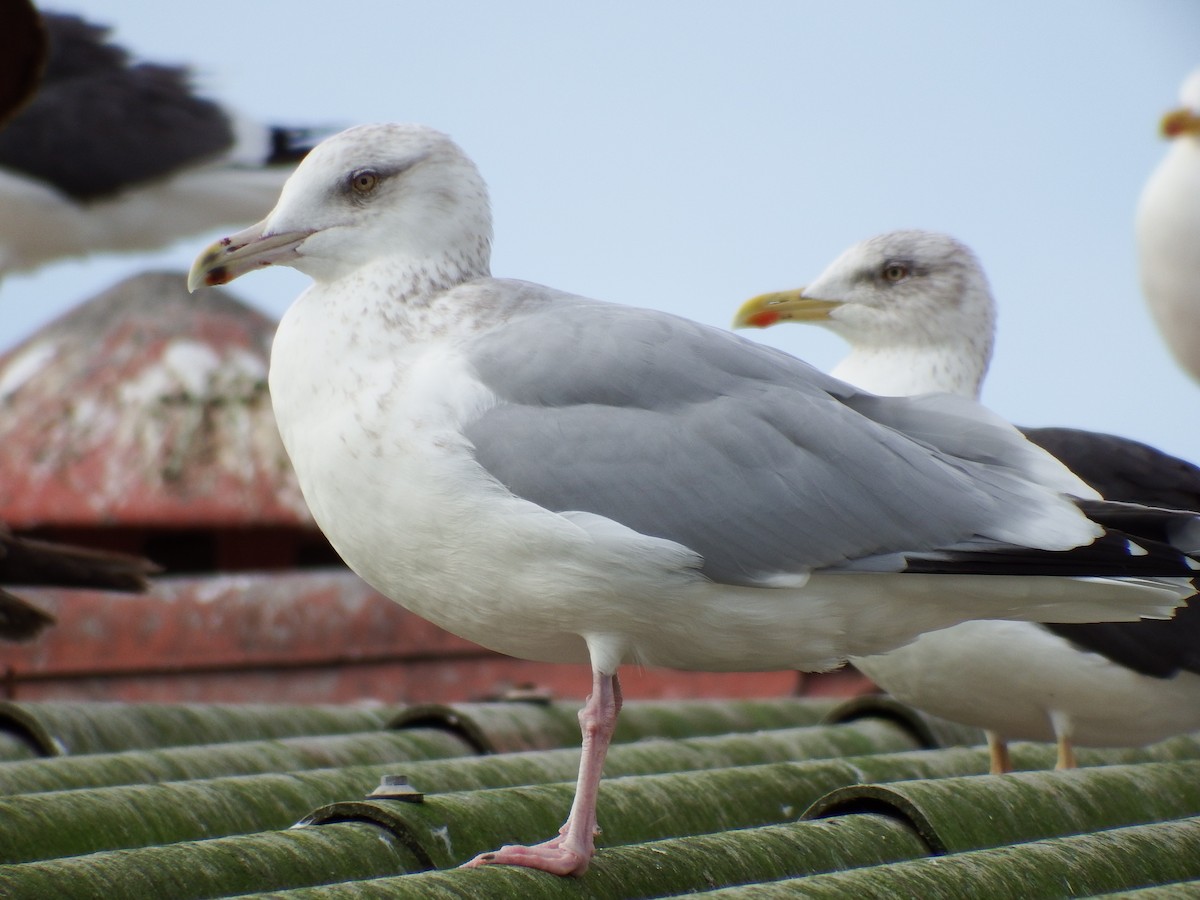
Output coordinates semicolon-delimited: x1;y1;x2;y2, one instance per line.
7;2;1200;458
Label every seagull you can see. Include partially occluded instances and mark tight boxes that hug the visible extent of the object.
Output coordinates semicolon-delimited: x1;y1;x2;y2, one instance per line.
0;11;330;277
1136;67;1200;385
0;7;163;640
734;229;1200;773
189;126;1198;876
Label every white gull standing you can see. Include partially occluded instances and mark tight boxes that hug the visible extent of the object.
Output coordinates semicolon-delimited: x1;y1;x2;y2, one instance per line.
735;229;1200;774
189;127;1197;876
0;12;329;277
1136;67;1200;385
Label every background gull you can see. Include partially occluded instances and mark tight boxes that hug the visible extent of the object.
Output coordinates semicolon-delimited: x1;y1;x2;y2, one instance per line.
1137;66;1200;385
0;0;158;642
189;124;1198;876
735;229;1200;773
0;11;329;279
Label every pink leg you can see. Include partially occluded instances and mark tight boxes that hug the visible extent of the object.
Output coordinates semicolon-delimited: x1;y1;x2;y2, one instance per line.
463;669;622;876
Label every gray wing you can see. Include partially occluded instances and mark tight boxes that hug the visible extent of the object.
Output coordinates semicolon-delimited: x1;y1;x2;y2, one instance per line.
463;290;1088;586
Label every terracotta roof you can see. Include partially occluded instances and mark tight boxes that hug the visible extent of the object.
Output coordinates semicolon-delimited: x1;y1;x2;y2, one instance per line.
0;271;311;528
2;570;810;704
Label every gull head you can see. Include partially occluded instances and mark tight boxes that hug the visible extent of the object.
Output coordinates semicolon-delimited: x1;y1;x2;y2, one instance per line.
734;230;995;352
1160;67;1200;140
189;123;493;291
733;230;997;397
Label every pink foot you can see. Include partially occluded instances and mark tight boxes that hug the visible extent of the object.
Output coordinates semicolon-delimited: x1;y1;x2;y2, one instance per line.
460;669;621;879
462;838;589;876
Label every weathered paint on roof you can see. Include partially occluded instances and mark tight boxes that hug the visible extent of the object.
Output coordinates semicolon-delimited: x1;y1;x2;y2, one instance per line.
1;569;805;704
0;271;311;527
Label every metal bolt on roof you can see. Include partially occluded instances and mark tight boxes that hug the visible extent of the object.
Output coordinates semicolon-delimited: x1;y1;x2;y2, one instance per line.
0;727;475;795
0;698;1198;897
248;814;934;900
0;701;900;864
367;775;424;803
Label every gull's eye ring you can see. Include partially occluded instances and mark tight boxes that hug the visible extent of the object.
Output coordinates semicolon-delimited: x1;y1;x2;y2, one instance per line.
350;168;380;194
882;262;909;283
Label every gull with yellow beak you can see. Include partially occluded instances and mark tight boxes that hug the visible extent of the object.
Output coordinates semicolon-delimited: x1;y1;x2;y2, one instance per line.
735;229;1200;774
734;231;993;398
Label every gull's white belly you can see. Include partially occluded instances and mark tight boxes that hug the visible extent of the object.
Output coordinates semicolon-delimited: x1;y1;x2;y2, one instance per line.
854;620;1200;746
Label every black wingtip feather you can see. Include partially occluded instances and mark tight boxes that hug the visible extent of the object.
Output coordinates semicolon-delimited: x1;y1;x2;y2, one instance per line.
901;501;1200;581
267;126;336;165
1045;599;1200;678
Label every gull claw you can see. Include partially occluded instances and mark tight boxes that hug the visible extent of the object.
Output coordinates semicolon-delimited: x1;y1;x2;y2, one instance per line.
461;839;590;877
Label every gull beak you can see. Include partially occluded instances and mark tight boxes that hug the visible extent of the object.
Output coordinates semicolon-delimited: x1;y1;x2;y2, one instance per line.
732;289;843;329
1160;107;1200;139
187;220;314;292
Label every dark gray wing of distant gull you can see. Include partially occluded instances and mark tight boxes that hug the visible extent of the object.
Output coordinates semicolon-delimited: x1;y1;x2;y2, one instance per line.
0;13;332;275
0;524;160;641
1025;427;1200;512
1031;427;1200;679
0;13;230;199
0;14;319;200
0;0;46;129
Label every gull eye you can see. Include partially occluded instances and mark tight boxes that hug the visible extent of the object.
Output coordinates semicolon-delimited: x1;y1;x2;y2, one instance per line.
349;168;380;195
881;262;910;283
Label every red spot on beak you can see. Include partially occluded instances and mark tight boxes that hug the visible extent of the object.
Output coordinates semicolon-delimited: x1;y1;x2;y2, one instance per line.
745;309;780;328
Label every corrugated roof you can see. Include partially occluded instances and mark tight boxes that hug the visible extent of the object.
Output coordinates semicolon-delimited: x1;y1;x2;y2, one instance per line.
0;696;1197;898
0;271;311;528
